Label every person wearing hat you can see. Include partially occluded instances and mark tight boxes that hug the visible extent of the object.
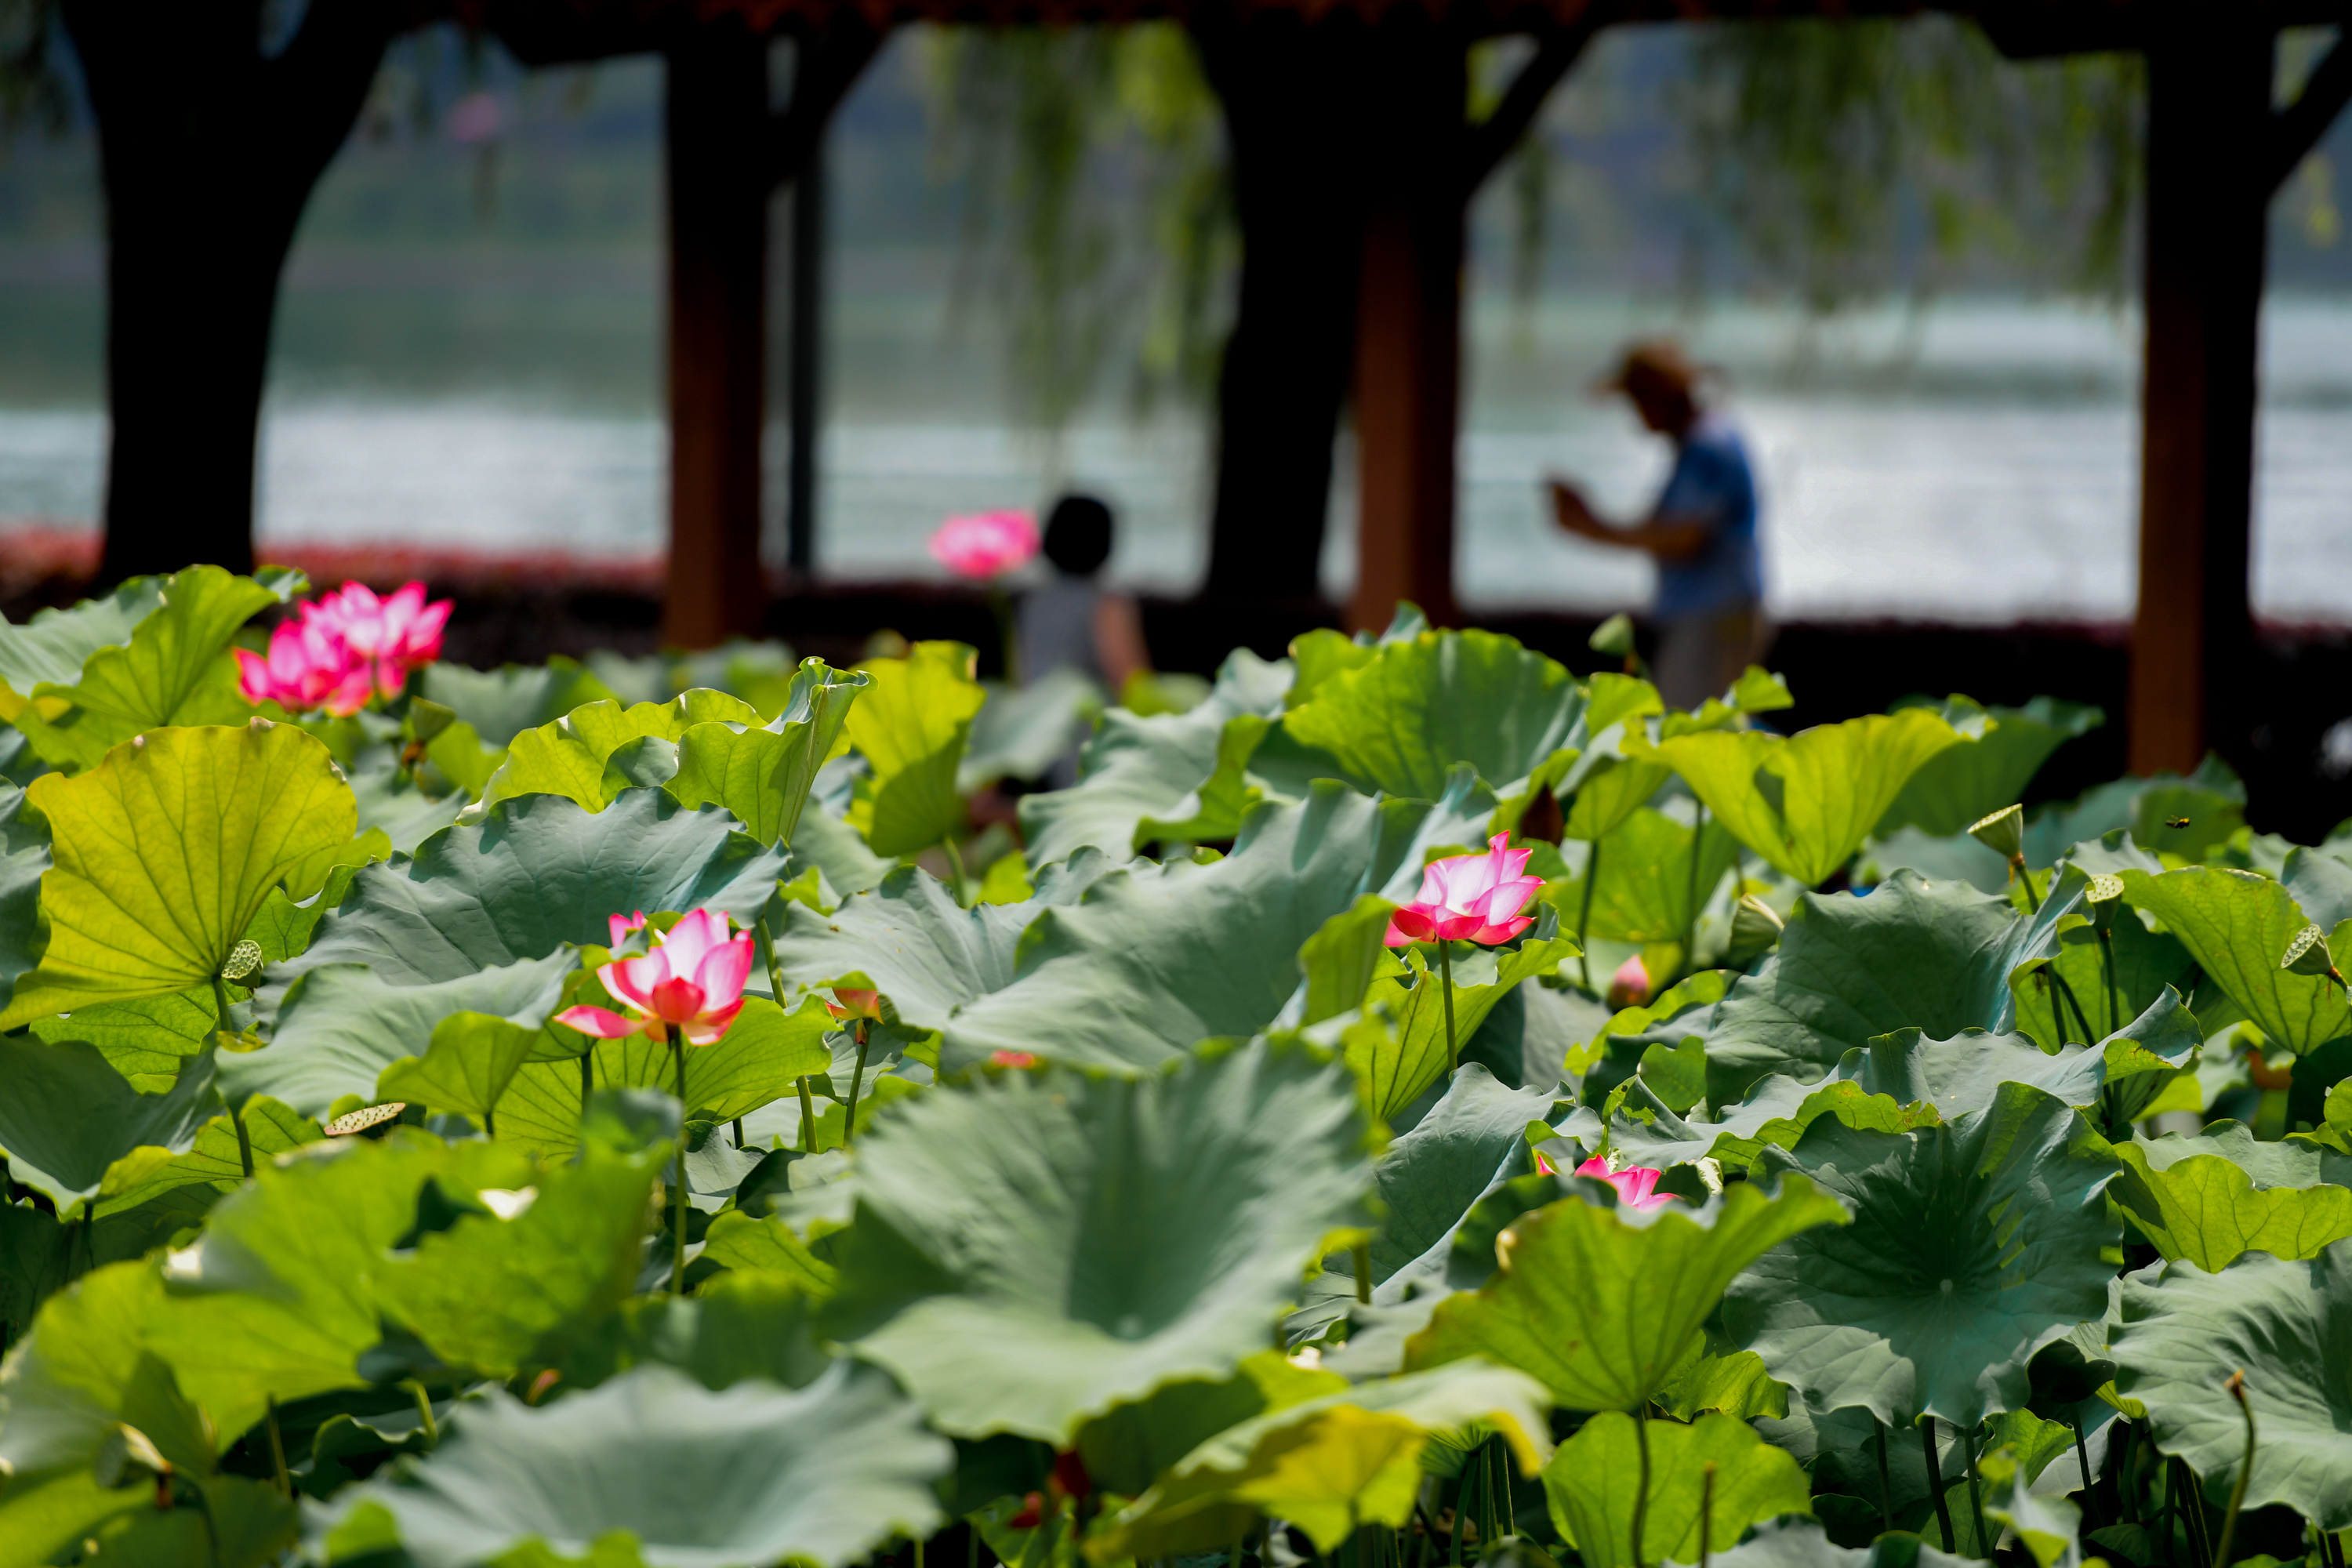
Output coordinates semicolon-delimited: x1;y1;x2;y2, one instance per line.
1546;339;1767;710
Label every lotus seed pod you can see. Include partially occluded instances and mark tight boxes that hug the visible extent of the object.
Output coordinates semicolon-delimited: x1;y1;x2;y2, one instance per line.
1968;804;2026;860
2282;923;2335;977
325;1102;407;1137
218;938;263;982
2086;873;2125;904
1588;612;1636;659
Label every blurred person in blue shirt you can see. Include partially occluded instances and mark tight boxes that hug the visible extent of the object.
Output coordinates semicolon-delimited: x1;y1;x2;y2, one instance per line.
1546;339;1768;710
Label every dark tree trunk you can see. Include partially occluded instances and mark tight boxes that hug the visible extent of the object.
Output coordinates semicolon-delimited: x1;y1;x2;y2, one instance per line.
63;0;398;583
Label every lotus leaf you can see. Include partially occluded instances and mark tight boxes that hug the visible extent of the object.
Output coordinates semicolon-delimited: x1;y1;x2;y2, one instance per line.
1877;695;2103;840
844;641;985;856
824;1040;1370;1443
0;1038;219;1204
2107;1140;2352;1270
2;723;356;1024
1345;937;1580;1120
1406;1177;1848;1411
2112;1239;2352;1530
2121;866;2352;1054
1724;1083;2121;1428
0;575;167;718
1542;1410;1812;1568
668;660;869;845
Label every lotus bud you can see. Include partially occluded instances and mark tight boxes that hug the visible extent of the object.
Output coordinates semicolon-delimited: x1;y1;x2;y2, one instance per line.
2281;923;2347;988
1969;805;2025;861
219;939;263;982
1726;894;1786;968
93;1422;171;1494
1588;612;1636;662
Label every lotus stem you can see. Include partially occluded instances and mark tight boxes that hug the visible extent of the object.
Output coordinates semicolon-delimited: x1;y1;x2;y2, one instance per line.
1922;1418;1956;1553
2099;929;2123;1039
1961;1420;1988;1557
731;1117;745;1149
2013;855;2039;913
1875;1417;1894;1536
1352;1238;1372;1305
843;1020;873;1147
1630;1413;1653;1568
482;1105;496;1138
942;835;969;906
265;1396;291;1497
212;975;255;1179
755;912;818;1152
1437;942;1458;1073
669;1029;688;1296
2071;1416;2098;1530
2050;968;2099;1047
579;1049;594;1118
799;1076;818;1153
1682;802;1708;978
2178;1454;2214;1568
1577;840;1600;991
1491;1433;1511;1541
1699;1460;1716;1567
402;1377;438;1444
1448;1454;1469;1566
2213;1370;2256;1568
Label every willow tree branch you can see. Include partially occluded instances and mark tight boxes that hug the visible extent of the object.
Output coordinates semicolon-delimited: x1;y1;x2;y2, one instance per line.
1455;20;1600;198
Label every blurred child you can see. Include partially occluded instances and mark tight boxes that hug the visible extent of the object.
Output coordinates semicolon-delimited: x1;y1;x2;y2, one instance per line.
1016;493;1150;694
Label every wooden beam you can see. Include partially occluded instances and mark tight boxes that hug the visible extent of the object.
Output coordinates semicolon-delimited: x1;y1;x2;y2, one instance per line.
663;24;771;648
2266;34;2352;193
2129;22;2273;776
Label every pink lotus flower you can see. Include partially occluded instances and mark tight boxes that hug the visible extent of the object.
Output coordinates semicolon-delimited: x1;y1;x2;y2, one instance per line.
930;510;1040;580
1606;954;1651;1009
557;908;754;1045
989;1050;1039;1069
307;580;452;699
236;615;376;717
1534;1149;1679;1210
1384;833;1544;946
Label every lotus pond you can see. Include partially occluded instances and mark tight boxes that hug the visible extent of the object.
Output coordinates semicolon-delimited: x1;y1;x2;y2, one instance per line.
1;567;2348;1568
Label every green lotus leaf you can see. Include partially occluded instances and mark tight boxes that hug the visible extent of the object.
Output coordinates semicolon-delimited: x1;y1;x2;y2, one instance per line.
328;1362;949;1568
0;1203;72;1347
493;995;834;1158
1655;1348;1788;1421
88;1098;318;1219
0;1037;218;1204
2112;1239;2352;1531
940;783;1479;1074
1294;1065;1558;1338
263;790;784;996
1635;710;1962;887
1279;627;1584;806
1542;1410;1812;1568
1838;1027;2109;1120
1704;1518;1973;1568
2121;866;2352;1054
1723;1082;2121;1428
822;1040;1370;1443
347;755;469;855
768;853;1115;1033
12;566;281;774
1298;894;1403;1027
2018;756;2244;869
1974;1442;2081;1568
2007;905;2193;1051
1559;703;1674;843
71;1475;296;1568
231;954;575;1116
1697;867;2083;1106
377;1010;542;1130
2107;1139;2352;1271
1019;649;1290;867
0;782;49;1016
0;575;166;717
1071;1348;1346;1500
1138;712;1274;847
2281;842;2352;934
2;723;357;1025
1876;695;2103;840
957;667;1099;790
417;656;615;748
477;689;765;815
1346;937;1580;1121
559;1272;833;1399
843;641;985;857
1406;1177;1848;1412
699;1209;840;1298
375;1139;663;1377
1609;1074;1936;1182
1549;805;1741;944
669;661;869;846
1094;1361;1555;1559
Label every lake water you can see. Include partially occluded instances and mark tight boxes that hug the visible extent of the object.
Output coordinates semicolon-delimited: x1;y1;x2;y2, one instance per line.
3;292;2349;625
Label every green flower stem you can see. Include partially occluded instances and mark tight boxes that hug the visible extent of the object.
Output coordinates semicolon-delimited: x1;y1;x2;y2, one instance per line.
731;1116;745;1149
1352;1237;1373;1305
2099;927;2123;1039
1448;1455;1469;1566
1491;1436;1511;1539
669;1029;688;1297
1437;942;1458;1073
1875;1417;1894;1535
2049;968;2100;1047
1960;1421;1988;1555
211;975;255;1180
2071;1416;2098;1530
1577;839;1601;991
1630;1412;1653;1568
1698;1459;1716;1567
1682;801;1708;979
942;835;970;907
843;1020;873;1148
2213;1372;2256;1568
579;1049;594;1117
755;911;818;1155
2012;855;2040;913
265;1396;291;1497
401;1377;439;1445
1922;1418;1955;1552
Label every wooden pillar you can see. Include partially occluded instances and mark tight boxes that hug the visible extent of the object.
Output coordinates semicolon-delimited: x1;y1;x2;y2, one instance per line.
783;136;826;578
663;27;771;648
2130;24;2273;775
1350;200;1463;633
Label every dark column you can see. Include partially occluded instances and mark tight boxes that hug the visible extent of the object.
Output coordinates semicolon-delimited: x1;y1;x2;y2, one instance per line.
2129;23;2273;775
664;24;771;648
784;133;827;578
